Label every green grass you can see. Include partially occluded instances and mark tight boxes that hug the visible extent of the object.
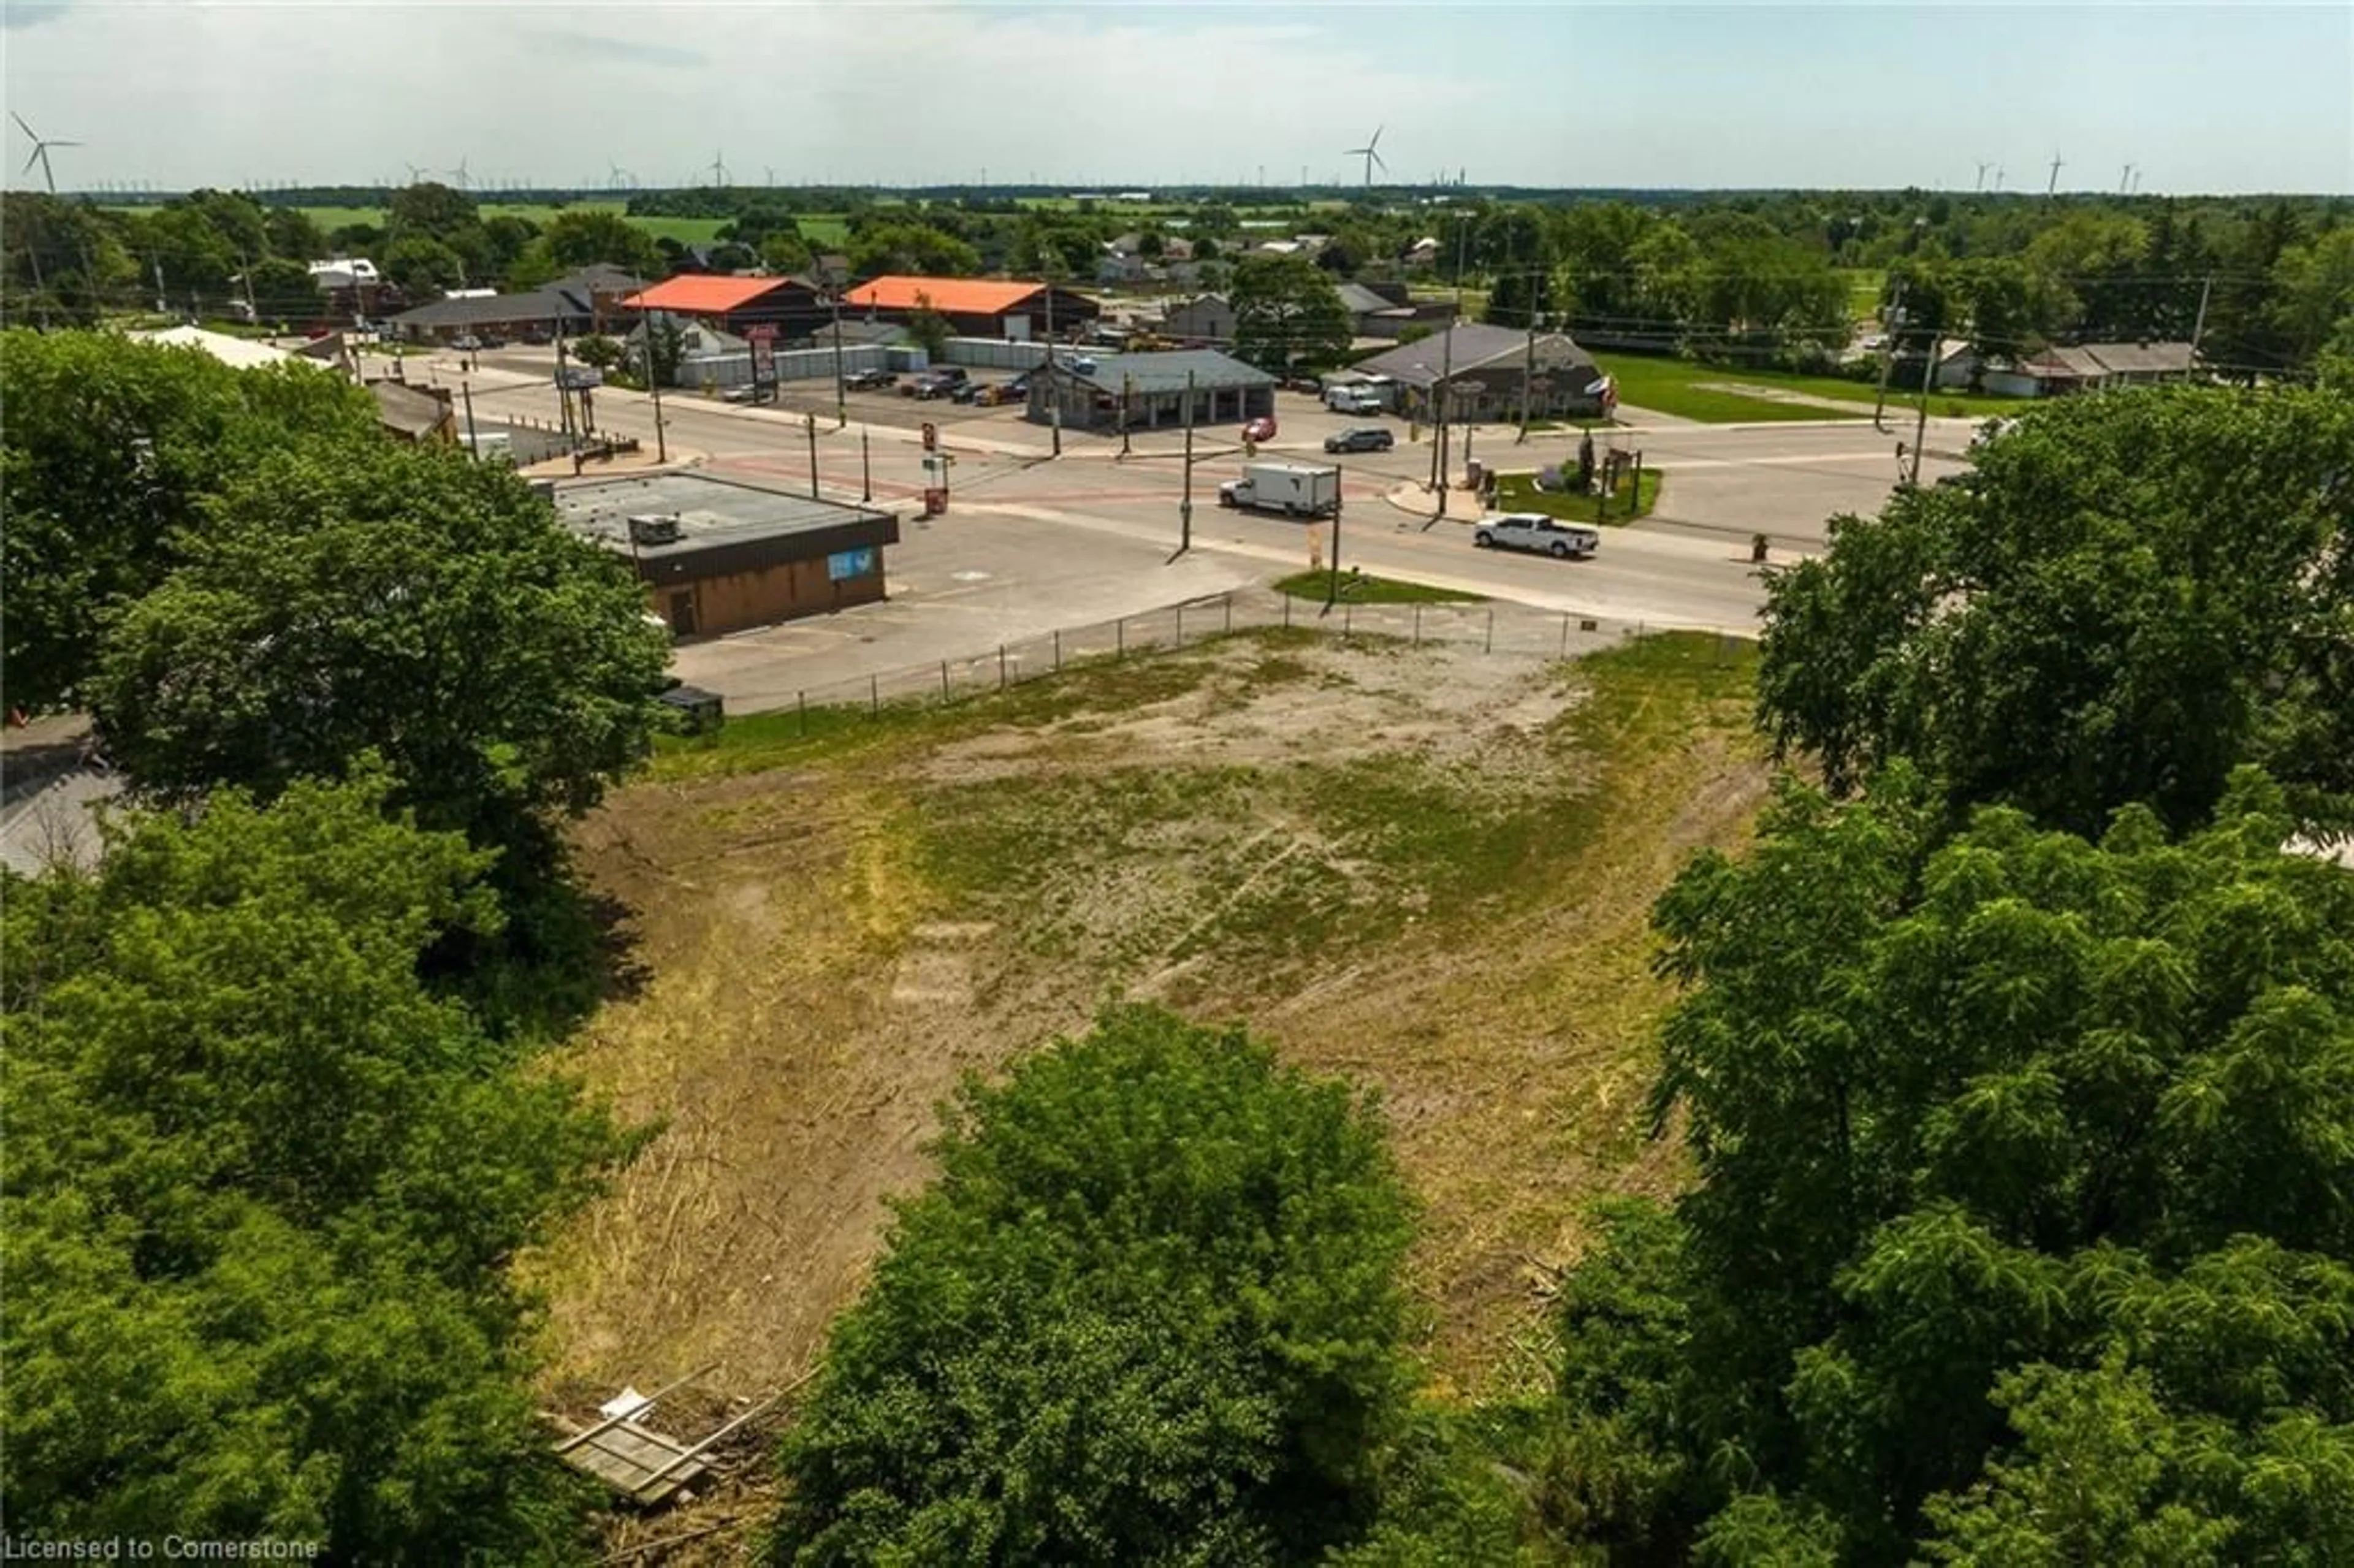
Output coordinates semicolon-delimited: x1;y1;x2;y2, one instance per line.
795;215;851;246
1491;468;1662;525
278;201;732;246
1273;571;1485;604
1594;352;2026;424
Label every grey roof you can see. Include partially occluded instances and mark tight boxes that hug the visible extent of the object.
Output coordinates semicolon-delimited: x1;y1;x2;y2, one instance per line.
806;319;905;345
391;288;586;330
1050;348;1275;395
2046;346;2109;379
369;381;451;439
552;473;893;562
2083;340;2196;375
1353;324;1598;386
1333;281;1396;317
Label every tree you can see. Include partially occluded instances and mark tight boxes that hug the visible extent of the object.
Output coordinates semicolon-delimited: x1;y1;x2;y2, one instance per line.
570;333;624;372
1555;765;2354;1560
1;771;615;1558
760;228;813;276
1756;386;2354;839
538;208;661;278
848;220;981;279
1230;253;1352;371
386;180;481;244
262;204;326;261
243;256;318;322
0;193;133;325
84;439;671;861
774;1005;1416;1566
0;329;380;712
902;290;951;359
383;232;469;294
2271;227;2354;368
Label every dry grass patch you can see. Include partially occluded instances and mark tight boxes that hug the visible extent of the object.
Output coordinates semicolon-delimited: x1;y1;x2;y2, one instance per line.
528;627;1768;1425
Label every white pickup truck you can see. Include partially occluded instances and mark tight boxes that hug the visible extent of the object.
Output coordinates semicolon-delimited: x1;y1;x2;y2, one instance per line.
1471;512;1599;560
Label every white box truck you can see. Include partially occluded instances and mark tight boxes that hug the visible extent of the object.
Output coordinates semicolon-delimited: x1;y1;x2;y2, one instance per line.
1218;462;1341;518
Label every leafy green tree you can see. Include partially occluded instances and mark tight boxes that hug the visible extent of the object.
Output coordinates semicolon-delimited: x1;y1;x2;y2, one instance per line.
85;439;671;858
774;1005;1417;1566
386;179;481;244
760;228;814;276
1756;386;2354;839
243;256;319;321
539;208;661;278
848;220;981;279
383;231;469;294
2271;226;2354;367
1;771;614;1559
902;290;951;358
0;192;134;325
570;332;624;371
262;204;326;261
0;329;380;712
1230;253;1352;371
1571;765;2354;1559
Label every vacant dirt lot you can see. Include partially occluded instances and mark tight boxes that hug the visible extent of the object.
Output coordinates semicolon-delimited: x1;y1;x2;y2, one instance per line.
528;628;1770;1421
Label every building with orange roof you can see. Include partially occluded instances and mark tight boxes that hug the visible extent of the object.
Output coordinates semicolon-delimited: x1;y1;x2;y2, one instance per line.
839;275;1099;341
620;273;829;341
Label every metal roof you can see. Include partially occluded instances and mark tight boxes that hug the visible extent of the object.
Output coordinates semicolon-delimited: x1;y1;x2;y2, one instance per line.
390;289;585;329
551;472;892;557
621;275;818;314
131;326;292;370
1352;324;1598;386
2083;341;2196;375
1048;349;1275;395
1332;282;1396;316
841;275;1053;315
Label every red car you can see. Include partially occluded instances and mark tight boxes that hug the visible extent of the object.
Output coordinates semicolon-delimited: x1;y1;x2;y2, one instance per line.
1240;416;1278;444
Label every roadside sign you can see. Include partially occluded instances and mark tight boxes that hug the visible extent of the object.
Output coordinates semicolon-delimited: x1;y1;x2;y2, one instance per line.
750;326;777;392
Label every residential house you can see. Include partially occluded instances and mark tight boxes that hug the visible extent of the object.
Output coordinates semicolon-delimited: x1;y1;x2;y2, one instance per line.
1978;340;2195;398
1354;324;1608;421
387;286;592;344
1164;293;1237;345
840;275;1100;341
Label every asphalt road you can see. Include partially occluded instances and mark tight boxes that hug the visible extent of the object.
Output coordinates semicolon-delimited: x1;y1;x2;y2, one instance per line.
400;350;1979;699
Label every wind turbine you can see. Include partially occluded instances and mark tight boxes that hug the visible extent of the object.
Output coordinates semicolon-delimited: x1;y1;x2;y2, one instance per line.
606;161;636;192
12;113;81;196
1993;165;2005;192
2119;162;2138;195
2046;151;2063;197
1342;126;1387;189
708;149;729;186
448;156;471;191
1975;160;1992;192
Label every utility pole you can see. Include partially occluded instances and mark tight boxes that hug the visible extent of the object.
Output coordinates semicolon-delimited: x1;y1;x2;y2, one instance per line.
554;327;576;438
1908;322;1936;489
861;430;872;502
2187;273;2214;382
1120;373;1133;457
826;266;848;427
1432;215;1469;494
1872;277;1908;432
1178;370;1195;554
1517;292;1538;443
462;378;479;454
806;413;820;498
644;323;669;464
1325;466;1344;608
1043;261;1062;457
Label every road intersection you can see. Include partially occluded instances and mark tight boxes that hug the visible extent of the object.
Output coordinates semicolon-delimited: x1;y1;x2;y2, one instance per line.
402;348;1978;706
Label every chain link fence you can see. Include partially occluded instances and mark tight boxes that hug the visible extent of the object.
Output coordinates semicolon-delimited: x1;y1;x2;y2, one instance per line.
731;588;1754;724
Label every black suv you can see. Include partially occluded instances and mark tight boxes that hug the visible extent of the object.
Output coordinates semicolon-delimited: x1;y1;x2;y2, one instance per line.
1324;425;1396;454
906;367;969;400
845;367;896;391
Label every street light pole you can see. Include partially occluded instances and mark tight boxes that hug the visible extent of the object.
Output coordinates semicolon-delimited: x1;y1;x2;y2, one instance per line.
827;265;848;428
861;429;872;502
643;318;669;464
806;413;820;499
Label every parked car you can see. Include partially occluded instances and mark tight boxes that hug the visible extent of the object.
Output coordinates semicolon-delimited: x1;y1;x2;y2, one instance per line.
949;379;984;404
722;385;760;403
845;367;896;391
450;334;484;352
1471;512;1599;560
1324;425;1395;454
519;325;551;346
1240;415;1279;444
908;367;970;400
478;332;506;349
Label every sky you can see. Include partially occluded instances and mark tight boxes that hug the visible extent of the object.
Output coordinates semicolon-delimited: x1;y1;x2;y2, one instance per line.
4;1;2348;196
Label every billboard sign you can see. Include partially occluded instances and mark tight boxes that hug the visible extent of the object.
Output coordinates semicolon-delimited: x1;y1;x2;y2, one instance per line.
748;325;777;391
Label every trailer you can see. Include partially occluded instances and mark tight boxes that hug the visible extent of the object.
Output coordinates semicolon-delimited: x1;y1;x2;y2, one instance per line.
1217;462;1341;519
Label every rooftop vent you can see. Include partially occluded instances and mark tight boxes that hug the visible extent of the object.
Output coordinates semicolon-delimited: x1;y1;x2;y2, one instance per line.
628;513;683;546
